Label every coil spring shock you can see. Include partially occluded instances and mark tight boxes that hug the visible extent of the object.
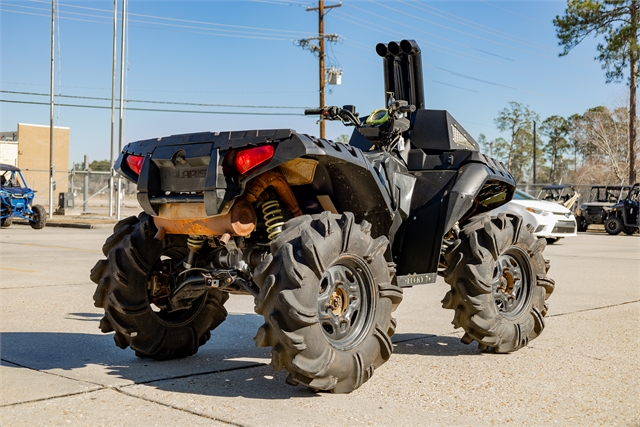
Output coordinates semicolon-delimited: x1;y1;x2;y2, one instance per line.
262;200;285;241
185;236;205;268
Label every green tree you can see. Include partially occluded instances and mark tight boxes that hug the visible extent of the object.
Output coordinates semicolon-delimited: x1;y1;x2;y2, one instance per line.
570;105;631;183
540;115;571;183
554;0;639;184
493;102;540;183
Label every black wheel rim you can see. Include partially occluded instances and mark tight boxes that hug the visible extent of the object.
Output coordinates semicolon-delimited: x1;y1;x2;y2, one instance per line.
317;256;376;351
491;246;533;319
146;245;207;327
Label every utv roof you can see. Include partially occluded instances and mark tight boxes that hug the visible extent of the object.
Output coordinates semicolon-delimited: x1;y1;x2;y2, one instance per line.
0;164;19;171
541;184;572;190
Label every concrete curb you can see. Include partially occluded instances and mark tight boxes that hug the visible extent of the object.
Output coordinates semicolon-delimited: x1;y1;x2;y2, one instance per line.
12;220;116;230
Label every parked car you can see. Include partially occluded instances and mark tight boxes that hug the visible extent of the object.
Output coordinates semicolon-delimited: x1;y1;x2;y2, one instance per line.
0;163;46;229
491;188;577;243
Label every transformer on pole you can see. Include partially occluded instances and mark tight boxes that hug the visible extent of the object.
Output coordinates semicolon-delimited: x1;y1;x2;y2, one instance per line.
296;0;342;139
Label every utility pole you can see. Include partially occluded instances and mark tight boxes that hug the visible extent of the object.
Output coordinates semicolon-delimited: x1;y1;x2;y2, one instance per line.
49;0;55;219
116;0;127;220
533;121;537;185
109;0;117;217
299;1;341;139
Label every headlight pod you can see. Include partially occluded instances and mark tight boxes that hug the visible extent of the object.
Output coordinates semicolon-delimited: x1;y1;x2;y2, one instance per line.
0;190;10;197
526;207;551;216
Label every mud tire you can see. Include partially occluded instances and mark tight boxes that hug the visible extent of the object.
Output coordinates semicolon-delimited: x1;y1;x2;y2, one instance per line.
604;216;623;235
1;216;12;228
30;205;46;229
253;212;402;393
442;213;553;353
90;213;229;360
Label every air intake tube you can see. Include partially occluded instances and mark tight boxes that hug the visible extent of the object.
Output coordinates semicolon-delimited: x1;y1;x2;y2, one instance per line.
375;39;425;114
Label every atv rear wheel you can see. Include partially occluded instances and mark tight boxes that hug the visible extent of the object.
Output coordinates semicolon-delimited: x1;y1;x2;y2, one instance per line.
253;212;402;393
623;227;637;235
30;205;46;229
604;216;623;235
442;213;553;353
90;213;229;360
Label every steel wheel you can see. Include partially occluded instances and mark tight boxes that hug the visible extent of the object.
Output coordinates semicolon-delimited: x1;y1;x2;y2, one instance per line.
318;256;375;351
492;247;533;320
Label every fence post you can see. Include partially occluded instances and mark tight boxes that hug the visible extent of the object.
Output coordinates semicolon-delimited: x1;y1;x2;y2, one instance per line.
83;155;89;214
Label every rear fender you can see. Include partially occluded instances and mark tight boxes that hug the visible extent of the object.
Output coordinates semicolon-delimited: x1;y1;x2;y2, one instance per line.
116;130;397;239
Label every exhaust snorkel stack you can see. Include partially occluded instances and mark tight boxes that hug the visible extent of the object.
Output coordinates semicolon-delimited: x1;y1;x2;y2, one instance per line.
376;39;425;122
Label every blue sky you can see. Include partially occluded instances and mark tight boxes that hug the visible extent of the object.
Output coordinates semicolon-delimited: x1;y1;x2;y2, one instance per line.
1;0;624;166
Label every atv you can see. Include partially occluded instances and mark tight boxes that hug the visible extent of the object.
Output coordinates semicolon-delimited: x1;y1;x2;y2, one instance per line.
604;183;639;235
91;40;554;393
0;164;47;229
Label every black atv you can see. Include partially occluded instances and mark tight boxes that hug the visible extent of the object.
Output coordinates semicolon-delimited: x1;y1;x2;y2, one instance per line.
604;183;639;235
91;40;554;393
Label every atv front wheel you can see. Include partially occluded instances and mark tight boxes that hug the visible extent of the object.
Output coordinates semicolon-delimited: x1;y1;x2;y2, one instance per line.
253;212;402;393
604;216;623;235
30;205;46;229
442;213;554;353
90;213;229;360
1;216;12;228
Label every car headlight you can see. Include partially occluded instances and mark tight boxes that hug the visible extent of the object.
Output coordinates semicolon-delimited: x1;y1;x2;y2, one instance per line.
526;207;551;216
0;190;9;197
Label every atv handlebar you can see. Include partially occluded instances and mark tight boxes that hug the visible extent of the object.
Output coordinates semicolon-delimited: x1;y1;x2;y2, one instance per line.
305;106;360;127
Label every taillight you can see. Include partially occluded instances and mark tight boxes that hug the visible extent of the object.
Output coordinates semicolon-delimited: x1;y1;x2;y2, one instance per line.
234;145;275;175
125;154;145;176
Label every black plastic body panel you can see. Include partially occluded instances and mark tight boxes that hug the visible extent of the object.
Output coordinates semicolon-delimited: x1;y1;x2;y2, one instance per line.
393;148;515;277
410;109;479;152
115;116;514;280
116;129;397;239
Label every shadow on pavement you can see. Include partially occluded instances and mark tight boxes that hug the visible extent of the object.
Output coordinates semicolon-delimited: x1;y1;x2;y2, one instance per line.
1;317;483;400
392;333;484;356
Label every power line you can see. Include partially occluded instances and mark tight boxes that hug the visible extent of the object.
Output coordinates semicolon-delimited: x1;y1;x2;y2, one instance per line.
1;6;303;40
25;0;315;35
333;9;602;90
1;81;317;95
1;90;312;109
402;0;593;63
1;99;307;116
365;0;599;69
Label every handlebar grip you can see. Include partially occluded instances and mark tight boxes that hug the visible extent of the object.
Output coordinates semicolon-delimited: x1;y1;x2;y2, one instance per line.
304;108;324;115
399;105;416;113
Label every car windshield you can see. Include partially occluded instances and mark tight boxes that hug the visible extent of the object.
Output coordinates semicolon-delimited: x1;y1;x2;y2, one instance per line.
0;170;25;188
513;189;536;200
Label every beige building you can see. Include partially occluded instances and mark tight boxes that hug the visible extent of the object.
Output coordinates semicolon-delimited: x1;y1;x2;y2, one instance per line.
0;124;69;203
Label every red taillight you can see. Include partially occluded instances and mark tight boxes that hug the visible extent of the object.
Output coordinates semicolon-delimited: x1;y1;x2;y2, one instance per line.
125;154;145;176
234;145;275;175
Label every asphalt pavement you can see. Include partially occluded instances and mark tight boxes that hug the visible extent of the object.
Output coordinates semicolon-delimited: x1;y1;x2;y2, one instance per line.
0;222;638;427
